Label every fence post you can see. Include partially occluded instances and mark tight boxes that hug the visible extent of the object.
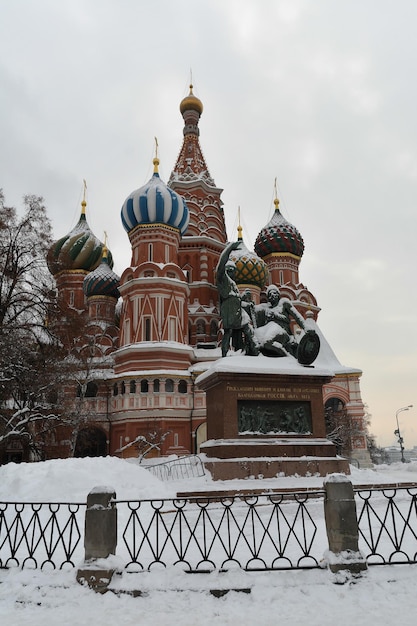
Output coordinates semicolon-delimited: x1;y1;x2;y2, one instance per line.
76;486;118;592
323;474;367;577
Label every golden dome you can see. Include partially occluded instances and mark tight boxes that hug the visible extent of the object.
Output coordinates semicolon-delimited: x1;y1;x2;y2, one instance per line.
180;84;203;115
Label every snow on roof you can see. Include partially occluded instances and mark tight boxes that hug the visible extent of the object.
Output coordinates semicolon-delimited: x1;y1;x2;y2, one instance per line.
115;341;194;355
305;316;362;375
112;369;192;379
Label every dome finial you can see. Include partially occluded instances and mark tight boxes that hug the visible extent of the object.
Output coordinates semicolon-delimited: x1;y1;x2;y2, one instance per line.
237;206;243;241
102;231;108;260
273;177;280;211
81;179;87;215
153;137;160;173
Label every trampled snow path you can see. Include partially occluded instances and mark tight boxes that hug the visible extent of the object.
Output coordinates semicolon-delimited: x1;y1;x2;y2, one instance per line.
1;564;417;626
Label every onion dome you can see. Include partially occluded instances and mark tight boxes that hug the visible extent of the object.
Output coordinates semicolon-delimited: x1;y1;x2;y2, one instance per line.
83;245;120;299
180;83;203;116
47;198;113;276
254;198;304;259
121;157;189;236
230;225;269;289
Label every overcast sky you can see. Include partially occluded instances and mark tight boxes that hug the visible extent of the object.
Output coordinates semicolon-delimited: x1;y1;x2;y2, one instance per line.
1;0;416;449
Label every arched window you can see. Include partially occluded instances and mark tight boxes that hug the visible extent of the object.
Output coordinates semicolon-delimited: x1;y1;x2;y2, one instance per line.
47;389;59;404
196;319;206;335
130;380;136;394
124;319;130;344
210;320;218;338
120;381;126;395
74;427;107;458
141;379;149;393
113;383;118;396
153;379;160;393
325;397;345;413
165;379;174;393
169;316;177;341
85;381;98;398
178;379;187;394
325;397;348;456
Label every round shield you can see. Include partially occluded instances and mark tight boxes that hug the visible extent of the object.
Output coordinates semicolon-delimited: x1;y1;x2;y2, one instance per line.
297;330;320;366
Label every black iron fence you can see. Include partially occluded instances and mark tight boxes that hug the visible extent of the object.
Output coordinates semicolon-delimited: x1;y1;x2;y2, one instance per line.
355;485;417;565
1;484;417;571
116;492;326;572
0;501;85;569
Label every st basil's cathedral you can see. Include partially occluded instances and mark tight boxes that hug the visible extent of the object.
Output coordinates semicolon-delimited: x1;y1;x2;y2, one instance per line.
46;86;371;468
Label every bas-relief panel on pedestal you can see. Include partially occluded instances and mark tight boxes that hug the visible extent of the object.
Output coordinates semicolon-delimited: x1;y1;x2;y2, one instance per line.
238;400;312;435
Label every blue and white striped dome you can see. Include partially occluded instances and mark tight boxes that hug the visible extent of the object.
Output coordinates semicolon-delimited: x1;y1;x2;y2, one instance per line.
121;159;189;236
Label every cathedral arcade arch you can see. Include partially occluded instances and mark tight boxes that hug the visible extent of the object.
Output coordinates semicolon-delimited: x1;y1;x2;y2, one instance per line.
74;427;107;458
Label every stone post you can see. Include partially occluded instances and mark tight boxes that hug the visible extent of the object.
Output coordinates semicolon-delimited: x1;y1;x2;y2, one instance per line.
323;474;367;576
76;486;118;592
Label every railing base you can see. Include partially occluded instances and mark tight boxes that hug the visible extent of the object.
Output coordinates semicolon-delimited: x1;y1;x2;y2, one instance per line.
76;567;116;593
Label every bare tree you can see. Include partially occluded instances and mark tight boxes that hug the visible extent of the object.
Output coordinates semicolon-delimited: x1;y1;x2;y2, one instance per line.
0;191;64;459
0;191;53;332
0;328;71;458
0;190;119;462
115;421;171;463
325;405;357;457
135;429;172;463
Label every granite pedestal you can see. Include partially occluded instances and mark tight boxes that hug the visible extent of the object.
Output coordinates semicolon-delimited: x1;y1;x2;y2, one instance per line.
197;356;350;480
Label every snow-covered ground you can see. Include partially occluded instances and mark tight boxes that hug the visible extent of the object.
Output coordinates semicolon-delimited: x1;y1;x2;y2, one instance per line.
1;456;417;625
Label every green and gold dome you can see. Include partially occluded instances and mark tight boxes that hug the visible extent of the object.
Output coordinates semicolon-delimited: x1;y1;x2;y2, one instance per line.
230;225;269;289
47;197;113;276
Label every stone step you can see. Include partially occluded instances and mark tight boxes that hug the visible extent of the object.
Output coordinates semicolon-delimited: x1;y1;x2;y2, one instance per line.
203;455;350;480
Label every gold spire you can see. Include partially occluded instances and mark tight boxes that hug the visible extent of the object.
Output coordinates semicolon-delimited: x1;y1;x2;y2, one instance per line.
273;177;280;211
237;206;243;241
81;179;87;215
153;137;160;173
102;231;108;259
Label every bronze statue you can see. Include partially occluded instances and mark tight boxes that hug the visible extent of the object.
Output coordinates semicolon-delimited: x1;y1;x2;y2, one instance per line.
216;242;259;357
254;285;320;364
216;247;319;364
254;285;305;357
